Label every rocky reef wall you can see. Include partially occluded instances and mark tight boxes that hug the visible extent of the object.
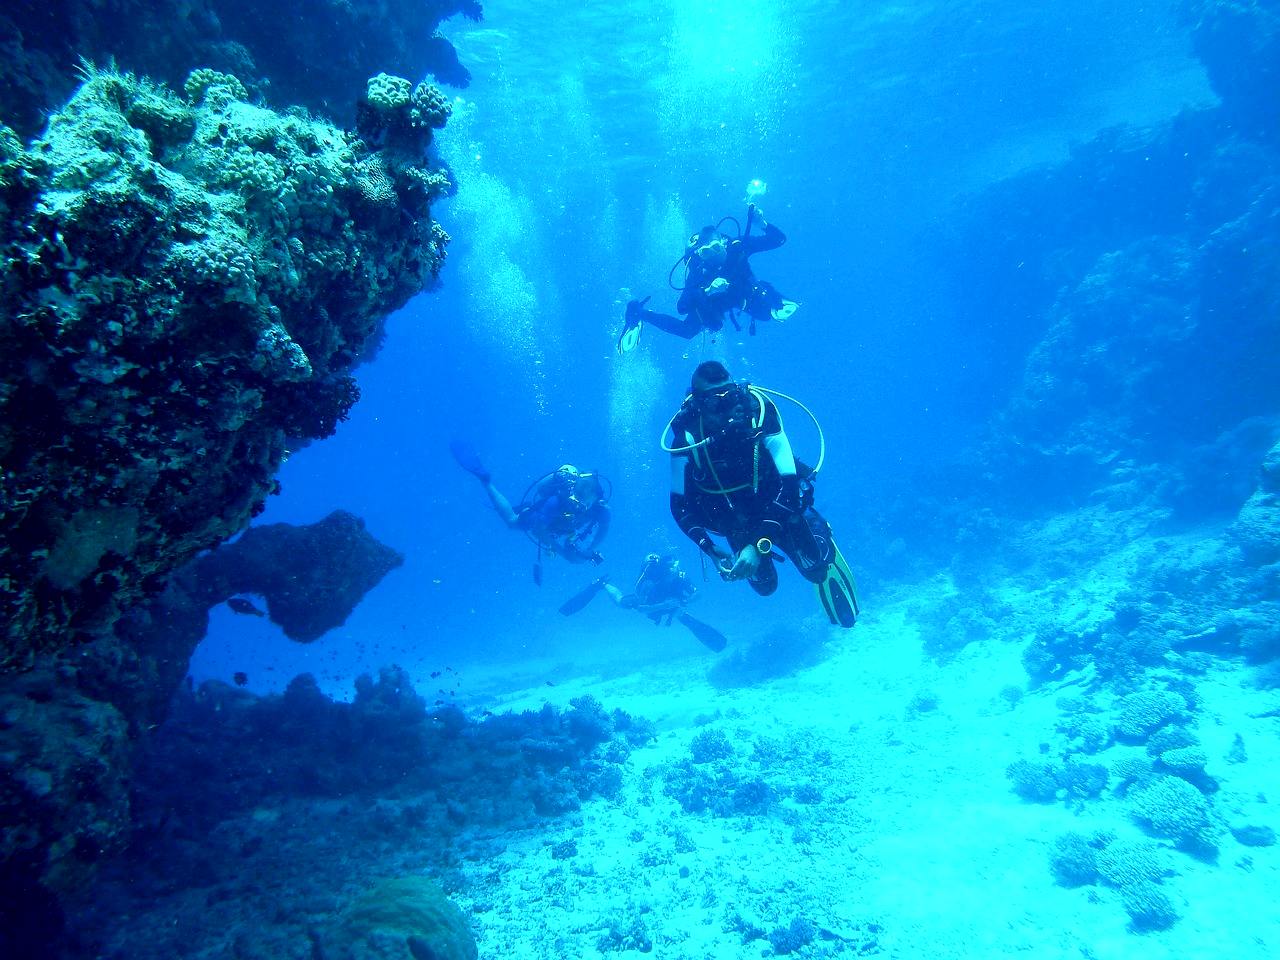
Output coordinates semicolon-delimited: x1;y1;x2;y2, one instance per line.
0;0;482;137
1;0;478;938
872;0;1280;581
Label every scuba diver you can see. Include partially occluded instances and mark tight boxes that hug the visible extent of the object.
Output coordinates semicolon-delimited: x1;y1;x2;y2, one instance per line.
661;361;859;628
451;441;610;584
618;204;799;352
559;553;729;652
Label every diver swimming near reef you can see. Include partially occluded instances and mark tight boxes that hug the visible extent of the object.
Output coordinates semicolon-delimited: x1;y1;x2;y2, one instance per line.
451;441;610;584
618;200;798;352
559;553;728;652
661;361;859;628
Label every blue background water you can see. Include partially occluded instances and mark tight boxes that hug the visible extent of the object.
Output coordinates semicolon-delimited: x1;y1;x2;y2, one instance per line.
190;0;1217;694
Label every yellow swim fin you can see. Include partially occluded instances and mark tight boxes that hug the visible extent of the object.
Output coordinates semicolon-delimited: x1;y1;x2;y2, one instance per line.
816;540;859;628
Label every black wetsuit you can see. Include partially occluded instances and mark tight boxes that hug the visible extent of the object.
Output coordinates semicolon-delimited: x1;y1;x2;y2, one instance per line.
628;560;697;623
517;475;610;563
668;390;839;594
641;223;788;340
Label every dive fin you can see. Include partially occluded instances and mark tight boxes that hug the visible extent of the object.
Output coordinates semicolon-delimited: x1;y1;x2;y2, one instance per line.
770;300;799;321
815;540;859;628
617;297;649;353
677;612;728;652
559;578;608;616
449;439;490;483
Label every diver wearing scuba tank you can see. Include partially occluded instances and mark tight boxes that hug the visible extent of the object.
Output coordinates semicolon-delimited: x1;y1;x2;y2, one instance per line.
618;205;798;351
663;361;859;628
450;443;612;582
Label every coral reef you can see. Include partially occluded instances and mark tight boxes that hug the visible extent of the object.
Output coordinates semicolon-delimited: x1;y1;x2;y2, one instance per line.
1120;881;1180;931
130;668;650;828
0;1;484;137
0;511;402;948
1129;775;1218;850
322;875;477;960
0;62;447;915
2;66;446;663
1178;0;1280;139
1048;832;1105;887
656;725;830;819
64;672;643;958
1114;690;1188;741
1048;830;1177;930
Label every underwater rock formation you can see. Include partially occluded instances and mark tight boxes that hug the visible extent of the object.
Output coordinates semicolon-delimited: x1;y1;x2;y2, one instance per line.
131;670;652;827
0;61;452;939
875;6;1280;577
55;671;644;958
185;509;405;642
1178;0;1280;140
322;875;478;960
0;0;483;137
1;66;447;665
112;510;403;724
0;512;403;951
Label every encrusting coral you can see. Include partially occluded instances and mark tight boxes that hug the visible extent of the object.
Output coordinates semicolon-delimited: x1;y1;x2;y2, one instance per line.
0;65;450;664
0;64;452;925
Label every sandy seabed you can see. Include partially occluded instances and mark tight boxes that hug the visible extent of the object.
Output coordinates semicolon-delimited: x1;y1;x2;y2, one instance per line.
454;595;1280;960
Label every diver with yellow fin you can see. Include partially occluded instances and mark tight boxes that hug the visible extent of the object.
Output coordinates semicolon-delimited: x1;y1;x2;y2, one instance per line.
661;361;859;628
619;187;799;353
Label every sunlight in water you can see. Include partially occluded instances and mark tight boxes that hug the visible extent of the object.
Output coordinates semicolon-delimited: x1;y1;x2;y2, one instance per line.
661;0;796;144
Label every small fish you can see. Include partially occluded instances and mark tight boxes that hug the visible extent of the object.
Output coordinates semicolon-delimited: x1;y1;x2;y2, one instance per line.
233;671;249;686
431;671;441;679
545;680;556;687
227;597;265;617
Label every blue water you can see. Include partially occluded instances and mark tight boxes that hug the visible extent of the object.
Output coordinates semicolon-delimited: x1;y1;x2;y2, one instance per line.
15;0;1266;956
191;0;1219;692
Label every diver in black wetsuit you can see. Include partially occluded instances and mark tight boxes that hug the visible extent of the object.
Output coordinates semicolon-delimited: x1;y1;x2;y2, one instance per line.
618;205;797;350
451;443;610;582
663;361;859;628
559;553;728;651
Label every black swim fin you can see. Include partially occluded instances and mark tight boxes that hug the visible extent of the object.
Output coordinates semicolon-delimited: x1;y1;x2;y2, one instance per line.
449;439;490;483
678;612;728;652
559;578;608;615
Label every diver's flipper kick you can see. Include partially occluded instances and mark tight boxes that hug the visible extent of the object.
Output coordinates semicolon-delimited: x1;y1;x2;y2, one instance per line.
676;612;728;652
449;439;490;482
617;297;648;353
816;541;860;628
558;578;609;616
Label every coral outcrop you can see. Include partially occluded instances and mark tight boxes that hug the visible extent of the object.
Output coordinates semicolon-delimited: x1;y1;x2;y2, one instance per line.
60;671;644;958
0;1;484;137
0;61;450;938
1;67;445;664
182;509;405;642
